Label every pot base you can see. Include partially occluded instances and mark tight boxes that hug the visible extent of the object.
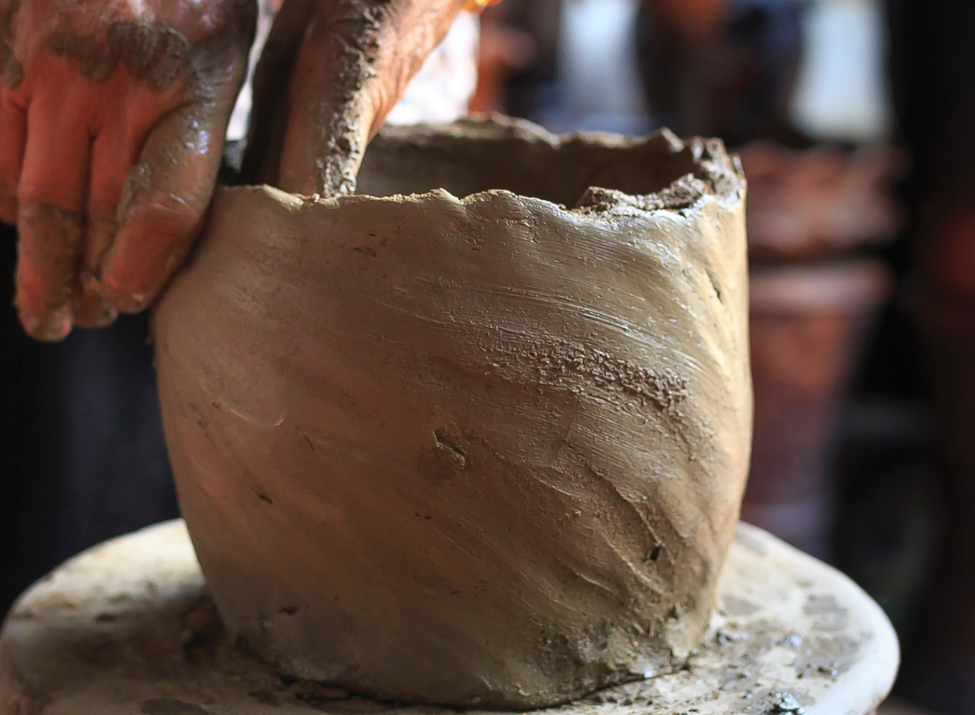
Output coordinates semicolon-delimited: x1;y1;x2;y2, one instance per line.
0;520;897;715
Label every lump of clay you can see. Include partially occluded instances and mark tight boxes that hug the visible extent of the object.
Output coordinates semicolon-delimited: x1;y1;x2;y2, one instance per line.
153;116;751;709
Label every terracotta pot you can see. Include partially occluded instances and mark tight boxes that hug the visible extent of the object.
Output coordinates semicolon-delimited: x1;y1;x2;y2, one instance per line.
741;143;904;263
152;118;751;708
744;260;891;555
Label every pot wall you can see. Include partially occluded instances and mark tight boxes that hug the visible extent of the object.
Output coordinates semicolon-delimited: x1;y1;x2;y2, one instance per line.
153;118;751;708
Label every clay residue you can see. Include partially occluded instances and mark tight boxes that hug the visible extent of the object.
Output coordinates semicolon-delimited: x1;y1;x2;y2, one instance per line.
305;2;388;197
0;0;22;89
707;618;861;697
180;597;227;669
241;0;389;196
528;340;689;414
803;594;850;633
50;21;190;89
44;9;253;95
119;162;154;219
576;175;713;216
49;31;116;83
721;595;761;617
14;202;85;340
793;635;860;678
747;689;811;715
111;21;192;90
1;517;897;715
0;41;22;88
576;613;853;714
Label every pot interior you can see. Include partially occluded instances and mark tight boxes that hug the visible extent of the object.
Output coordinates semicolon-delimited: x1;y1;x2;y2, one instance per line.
357;118;715;208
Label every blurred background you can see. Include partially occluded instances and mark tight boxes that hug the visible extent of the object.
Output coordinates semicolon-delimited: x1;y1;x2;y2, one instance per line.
3;0;974;712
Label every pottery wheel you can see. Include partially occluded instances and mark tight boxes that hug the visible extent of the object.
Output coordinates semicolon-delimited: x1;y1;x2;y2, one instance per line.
0;521;898;715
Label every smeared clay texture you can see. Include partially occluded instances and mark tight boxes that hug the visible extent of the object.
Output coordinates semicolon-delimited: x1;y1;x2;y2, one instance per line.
153;117;752;709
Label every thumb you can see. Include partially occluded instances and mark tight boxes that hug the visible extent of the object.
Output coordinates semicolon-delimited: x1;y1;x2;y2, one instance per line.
275;9;378;197
244;0;467;198
245;0;378;197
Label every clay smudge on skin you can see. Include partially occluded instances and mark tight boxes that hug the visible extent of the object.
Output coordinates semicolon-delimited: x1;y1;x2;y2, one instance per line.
46;10;253;94
17;202;85;228
49;31;118;83
108;21;192;90
146;27;192;90
0;0;22;88
0;42;22;88
117;162;153;222
306;1;391;196
50;21;191;90
15;203;86;335
16;202;85;288
0;0;19;41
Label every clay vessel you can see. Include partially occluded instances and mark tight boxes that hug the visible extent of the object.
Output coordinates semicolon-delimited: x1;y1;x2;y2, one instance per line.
153;117;751;708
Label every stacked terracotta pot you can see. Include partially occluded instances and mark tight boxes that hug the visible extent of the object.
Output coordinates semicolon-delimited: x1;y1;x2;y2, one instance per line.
740;143;902;556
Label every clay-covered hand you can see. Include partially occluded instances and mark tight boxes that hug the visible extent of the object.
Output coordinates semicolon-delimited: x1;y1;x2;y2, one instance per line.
244;0;466;196
0;0;256;341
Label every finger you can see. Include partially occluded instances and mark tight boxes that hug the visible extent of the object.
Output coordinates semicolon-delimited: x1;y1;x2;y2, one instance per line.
99;102;227;314
73;125;141;329
15;101;91;342
272;0;464;196
241;0;316;187
73;214;119;328
277;18;378;196
0;95;26;224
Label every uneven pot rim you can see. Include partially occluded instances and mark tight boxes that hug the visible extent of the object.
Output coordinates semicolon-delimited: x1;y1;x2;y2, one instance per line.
225;116;745;224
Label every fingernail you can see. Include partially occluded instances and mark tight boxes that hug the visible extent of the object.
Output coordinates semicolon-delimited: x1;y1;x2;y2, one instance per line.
20;302;73;342
85;302;119;328
106;289;148;314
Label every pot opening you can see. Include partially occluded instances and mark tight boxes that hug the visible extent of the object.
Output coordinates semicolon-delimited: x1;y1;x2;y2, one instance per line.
356;116;741;213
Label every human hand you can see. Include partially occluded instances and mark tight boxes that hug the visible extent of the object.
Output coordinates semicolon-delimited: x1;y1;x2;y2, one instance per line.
0;0;256;340
243;0;466;196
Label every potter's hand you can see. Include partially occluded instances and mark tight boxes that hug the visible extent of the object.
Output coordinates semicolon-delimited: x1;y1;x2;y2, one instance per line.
0;0;256;341
244;0;467;196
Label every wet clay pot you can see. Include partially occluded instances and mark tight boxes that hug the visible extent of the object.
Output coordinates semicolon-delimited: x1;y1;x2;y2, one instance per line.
152;118;751;709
